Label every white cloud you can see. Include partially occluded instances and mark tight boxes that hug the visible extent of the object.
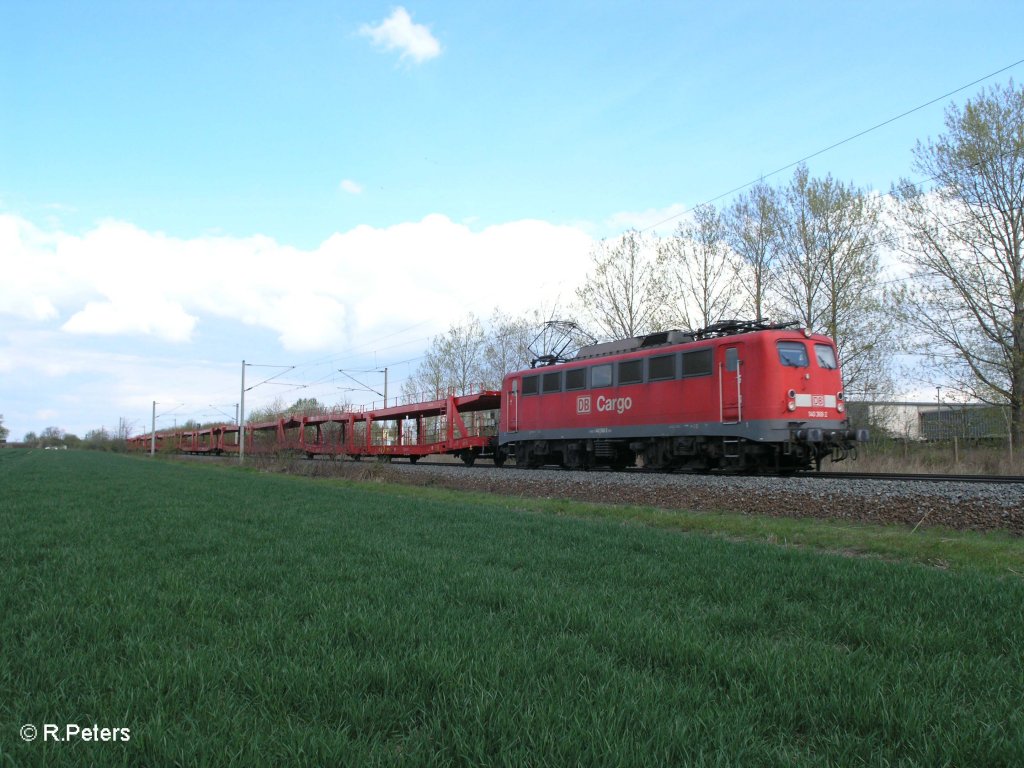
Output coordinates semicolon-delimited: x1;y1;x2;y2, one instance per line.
0;214;68;320
339;179;363;195
0;212;598;439
0;212;594;353
62;298;197;342
359;7;442;64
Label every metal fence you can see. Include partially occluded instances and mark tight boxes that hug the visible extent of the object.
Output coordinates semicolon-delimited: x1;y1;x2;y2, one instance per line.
846;401;1011;441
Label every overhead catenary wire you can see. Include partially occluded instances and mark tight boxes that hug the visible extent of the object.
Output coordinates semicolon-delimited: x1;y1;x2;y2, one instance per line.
641;57;1024;234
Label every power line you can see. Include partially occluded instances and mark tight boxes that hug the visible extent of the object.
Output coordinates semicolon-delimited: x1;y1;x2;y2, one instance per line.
642;56;1024;233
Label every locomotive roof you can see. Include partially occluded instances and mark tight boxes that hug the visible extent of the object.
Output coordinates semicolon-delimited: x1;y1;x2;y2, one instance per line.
572;319;801;362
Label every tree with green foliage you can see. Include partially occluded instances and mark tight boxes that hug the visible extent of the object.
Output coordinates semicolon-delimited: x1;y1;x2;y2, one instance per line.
287;398;324;416
893;80;1024;449
773;165;894;394
39;426;65;447
0;414;8;442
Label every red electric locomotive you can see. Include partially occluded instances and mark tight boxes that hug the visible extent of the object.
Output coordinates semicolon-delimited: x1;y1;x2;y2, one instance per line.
497;320;868;472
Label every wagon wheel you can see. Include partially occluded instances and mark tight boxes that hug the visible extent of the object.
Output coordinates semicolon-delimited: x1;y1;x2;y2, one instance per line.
461;449;478;467
492;448;507;468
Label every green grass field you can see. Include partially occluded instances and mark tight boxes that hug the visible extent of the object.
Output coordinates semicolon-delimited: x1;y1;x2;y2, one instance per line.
1;450;1022;767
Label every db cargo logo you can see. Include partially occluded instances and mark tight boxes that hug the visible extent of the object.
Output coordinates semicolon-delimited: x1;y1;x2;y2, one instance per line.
597;395;633;414
578;395;633;415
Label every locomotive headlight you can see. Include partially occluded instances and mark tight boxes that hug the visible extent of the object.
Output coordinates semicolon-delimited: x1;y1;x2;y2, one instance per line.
803;327;812;338
837;402;845;413
787;400;797;412
787;389;796;398
837;391;844;401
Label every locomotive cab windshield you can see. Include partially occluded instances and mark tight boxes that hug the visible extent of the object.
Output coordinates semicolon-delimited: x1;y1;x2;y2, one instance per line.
815;344;838;369
777;341;809;367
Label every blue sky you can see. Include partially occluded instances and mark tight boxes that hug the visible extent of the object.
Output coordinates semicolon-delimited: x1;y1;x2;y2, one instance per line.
2;1;1024;440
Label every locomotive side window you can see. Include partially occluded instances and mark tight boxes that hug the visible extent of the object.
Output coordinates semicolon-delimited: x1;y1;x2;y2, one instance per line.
542;371;563;394
648;354;676;381
618;359;643;385
777;341;809;367
681;348;713;377
725;347;739;372
522;374;539;395
814;344;838;369
591;363;613;388
565;368;587;390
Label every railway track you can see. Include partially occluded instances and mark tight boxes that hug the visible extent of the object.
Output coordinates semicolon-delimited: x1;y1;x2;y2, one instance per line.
174;454;1024;534
810;471;1024;484
374;460;1024;535
522;463;1024;484
176;451;1024;486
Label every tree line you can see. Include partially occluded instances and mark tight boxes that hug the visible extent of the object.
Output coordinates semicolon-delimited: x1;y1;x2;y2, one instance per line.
408;82;1024;447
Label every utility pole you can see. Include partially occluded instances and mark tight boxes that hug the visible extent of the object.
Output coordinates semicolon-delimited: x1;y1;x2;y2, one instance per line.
239;361;294;462
150;401;156;456
240;360;246;464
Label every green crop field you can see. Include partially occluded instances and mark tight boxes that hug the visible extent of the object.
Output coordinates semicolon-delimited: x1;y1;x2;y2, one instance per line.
1;450;1022;767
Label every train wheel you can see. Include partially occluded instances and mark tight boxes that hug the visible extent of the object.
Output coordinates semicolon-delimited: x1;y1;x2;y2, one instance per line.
565;444;591;471
493;449;507;468
409;455;420;464
461;449;477;467
516;444;543;469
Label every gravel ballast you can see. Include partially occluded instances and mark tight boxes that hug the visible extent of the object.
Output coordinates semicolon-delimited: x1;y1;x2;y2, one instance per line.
287;459;1024;535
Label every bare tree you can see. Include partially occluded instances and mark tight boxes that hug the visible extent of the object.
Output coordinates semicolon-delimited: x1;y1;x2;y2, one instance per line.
658;204;741;330
774;166;832;329
574;230;670;340
723;181;782;321
482;309;533;388
893;81;1024;446
403;315;489;400
774;165;892;392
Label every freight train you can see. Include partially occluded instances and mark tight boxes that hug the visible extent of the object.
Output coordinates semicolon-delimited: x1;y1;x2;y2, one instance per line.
131;320;867;473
